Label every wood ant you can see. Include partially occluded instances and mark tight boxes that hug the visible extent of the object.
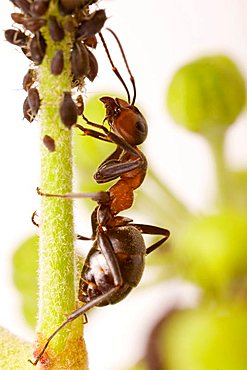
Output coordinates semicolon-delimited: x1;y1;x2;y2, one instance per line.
29;28;170;365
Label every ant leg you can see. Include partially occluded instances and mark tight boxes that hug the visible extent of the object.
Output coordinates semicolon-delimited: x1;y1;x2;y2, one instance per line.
75;123;112;143
76;121;146;183
77;121;146;183
98;146;123;167
32;209;91;241
90;207;98;239
38;188;124;281
77;120;143;160
77;120;143;159
94;156;144;183
37;187;110;204
38;188;122;284
28;286;119;366
97;230;123;286
131;224;170;255
31;210;39;227
76;234;91;241
81;115;109;132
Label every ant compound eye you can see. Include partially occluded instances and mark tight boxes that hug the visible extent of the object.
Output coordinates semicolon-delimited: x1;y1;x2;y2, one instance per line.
134;118;148;145
136;121;146;133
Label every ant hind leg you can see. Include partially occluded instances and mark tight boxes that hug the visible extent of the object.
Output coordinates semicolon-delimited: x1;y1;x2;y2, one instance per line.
131;223;170;255
28;286;119;366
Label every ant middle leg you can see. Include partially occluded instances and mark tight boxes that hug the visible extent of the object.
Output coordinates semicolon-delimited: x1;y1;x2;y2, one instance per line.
37;187;110;204
32;208;91;241
37;188;123;284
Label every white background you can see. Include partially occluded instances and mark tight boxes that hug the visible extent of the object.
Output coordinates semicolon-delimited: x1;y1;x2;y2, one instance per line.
1;1;247;369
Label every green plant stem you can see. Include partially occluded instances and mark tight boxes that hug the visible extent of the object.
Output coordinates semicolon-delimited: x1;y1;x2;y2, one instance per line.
38;72;76;349
34;7;88;369
206;128;231;209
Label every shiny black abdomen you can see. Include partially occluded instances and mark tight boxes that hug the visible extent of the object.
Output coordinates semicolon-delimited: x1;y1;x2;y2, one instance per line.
78;225;146;306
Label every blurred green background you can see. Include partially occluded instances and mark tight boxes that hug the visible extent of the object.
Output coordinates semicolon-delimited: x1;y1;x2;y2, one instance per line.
12;54;247;370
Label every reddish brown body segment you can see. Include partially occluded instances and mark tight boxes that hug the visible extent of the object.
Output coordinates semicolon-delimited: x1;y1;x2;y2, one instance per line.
76;94;148;222
108;150;147;215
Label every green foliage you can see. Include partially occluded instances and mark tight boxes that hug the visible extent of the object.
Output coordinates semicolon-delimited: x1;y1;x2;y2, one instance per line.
124;361;148;370
12;236;39;328
162;304;247;370
8;52;247;369
167;55;246;134
229;170;247;211
160;53;247;370
173;211;247;295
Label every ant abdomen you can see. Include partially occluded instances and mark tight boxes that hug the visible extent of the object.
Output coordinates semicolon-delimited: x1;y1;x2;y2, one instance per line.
78;225;146;306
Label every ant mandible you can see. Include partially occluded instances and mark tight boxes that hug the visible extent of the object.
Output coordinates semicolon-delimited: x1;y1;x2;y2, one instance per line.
29;28;170;366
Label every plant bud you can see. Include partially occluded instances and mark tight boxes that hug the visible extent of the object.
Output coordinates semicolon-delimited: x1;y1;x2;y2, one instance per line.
167;55;246;134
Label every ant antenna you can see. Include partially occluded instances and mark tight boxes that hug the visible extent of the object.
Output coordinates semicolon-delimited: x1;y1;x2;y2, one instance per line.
99;28;137;105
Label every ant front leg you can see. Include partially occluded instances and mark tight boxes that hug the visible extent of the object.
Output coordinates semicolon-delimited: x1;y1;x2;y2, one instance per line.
76;120;147;182
131;223;170;254
75;123;112;144
76;120;138;157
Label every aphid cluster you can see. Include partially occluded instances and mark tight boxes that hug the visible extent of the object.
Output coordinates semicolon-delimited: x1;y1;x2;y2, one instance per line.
30;29;170;365
5;0;107;136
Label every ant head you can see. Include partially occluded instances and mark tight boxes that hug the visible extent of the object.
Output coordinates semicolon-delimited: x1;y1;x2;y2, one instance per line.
99;29;137;106
99;30;148;146
100;96;148;146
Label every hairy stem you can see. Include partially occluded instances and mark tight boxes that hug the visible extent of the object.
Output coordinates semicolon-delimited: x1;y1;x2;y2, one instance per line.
34;7;88;369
